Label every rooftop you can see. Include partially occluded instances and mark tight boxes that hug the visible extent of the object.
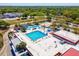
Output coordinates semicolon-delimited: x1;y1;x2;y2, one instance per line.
54;30;79;44
11;37;21;48
62;48;79;56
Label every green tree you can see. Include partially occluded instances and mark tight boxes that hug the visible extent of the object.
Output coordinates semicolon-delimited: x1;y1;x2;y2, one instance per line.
73;27;79;34
0;20;10;29
0;33;3;48
20;27;26;32
50;22;57;31
16;41;27;52
8;32;14;40
73;18;79;24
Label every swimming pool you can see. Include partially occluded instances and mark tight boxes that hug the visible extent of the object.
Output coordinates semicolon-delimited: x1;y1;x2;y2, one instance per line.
27;25;41;30
26;31;47;41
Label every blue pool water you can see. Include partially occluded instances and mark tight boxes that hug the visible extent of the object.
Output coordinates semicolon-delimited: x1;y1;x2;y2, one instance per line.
26;31;47;41
27;25;41;30
21;24;41;30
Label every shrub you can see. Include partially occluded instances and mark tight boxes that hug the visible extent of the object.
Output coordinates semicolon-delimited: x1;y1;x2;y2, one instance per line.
0;33;3;48
20;27;26;32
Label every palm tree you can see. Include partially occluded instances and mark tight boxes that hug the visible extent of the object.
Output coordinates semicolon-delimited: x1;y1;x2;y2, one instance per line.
50;22;57;31
8;32;14;40
20;27;26;32
16;41;27;53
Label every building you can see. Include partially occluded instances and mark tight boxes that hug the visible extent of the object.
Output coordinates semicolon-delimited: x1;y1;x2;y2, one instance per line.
3;13;23;18
62;48;79;56
9;34;32;56
50;30;79;45
55;48;79;56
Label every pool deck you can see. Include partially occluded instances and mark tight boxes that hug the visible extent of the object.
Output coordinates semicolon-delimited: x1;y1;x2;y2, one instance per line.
14;27;79;56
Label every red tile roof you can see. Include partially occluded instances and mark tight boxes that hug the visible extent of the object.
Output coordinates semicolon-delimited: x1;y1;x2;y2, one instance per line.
62;48;79;56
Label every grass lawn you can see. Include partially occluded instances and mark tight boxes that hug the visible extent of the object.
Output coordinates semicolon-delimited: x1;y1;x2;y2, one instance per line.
5;19;33;25
4;18;47;25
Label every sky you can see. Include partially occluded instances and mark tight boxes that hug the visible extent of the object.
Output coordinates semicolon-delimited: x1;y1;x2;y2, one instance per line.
0;3;79;6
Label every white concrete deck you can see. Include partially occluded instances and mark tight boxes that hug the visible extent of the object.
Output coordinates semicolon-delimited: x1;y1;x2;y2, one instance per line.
12;22;79;56
15;29;73;56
